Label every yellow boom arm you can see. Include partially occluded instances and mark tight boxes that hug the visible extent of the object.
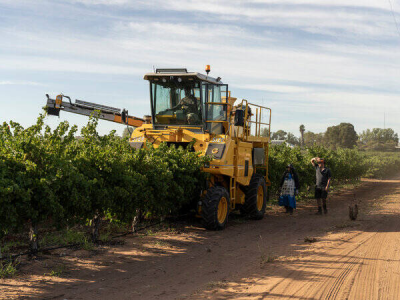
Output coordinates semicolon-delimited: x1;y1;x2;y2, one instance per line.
45;94;144;127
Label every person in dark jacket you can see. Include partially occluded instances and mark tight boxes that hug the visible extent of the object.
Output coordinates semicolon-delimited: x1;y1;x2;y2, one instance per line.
311;157;332;215
278;164;300;215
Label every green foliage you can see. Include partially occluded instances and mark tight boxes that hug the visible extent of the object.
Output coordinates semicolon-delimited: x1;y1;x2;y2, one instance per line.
324;123;358;149
0;115;75;238
286;133;300;146
268;144;370;192
44;264;65;277
81;238;95;251
271;130;287;140
303;131;324;147
0;259;19;279
269;130;298;145
41;229;88;247
261;128;269;137
363;152;400;178
269;143;399;193
358;128;399;151
299;124;305;146
0;241;25;255
0;112;209;248
1;112;398;251
122;127;134;138
303;125;398;151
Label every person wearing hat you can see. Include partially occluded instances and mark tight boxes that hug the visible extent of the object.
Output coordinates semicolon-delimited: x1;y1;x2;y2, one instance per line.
311;157;332;215
278;164;300;215
171;87;200;124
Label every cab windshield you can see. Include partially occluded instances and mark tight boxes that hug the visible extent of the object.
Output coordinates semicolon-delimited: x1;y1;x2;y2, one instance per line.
151;81;202;125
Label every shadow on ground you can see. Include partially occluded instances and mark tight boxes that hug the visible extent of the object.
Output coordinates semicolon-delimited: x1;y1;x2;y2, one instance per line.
2;177;400;300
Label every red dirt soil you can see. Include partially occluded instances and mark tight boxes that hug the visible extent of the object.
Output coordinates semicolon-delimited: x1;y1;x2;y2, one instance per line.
1;176;400;300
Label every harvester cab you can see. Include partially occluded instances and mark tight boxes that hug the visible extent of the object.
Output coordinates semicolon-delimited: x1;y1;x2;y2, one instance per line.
134;67;272;230
143;68;229;133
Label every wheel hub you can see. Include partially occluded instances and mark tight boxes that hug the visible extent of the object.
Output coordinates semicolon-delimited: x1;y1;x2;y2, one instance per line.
218;197;228;224
257;185;264;211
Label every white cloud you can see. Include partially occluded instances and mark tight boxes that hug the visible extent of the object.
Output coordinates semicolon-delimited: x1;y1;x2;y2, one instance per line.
1;0;400;135
0;55;148;75
0;80;45;86
67;0;129;5
234;84;310;93
94;0;400;38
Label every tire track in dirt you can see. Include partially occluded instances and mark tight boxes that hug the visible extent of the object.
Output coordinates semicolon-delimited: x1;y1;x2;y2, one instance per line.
281;193;400;300
234;213;384;299
323;230;385;300
347;198;400;300
267;231;377;299
194;178;400;300
376;230;400;300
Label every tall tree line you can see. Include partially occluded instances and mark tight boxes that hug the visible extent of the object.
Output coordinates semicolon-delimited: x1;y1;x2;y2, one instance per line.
269;123;399;151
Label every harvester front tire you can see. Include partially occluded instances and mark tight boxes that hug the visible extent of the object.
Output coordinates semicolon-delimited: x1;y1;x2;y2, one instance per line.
202;186;230;230
243;174;268;220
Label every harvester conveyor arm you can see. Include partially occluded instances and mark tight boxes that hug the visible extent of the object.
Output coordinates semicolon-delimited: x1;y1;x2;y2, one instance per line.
45;94;144;127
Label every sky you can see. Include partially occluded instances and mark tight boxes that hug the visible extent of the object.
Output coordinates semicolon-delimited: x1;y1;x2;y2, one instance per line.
0;0;400;137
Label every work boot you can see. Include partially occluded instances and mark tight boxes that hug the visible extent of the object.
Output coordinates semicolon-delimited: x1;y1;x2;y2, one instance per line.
323;204;328;215
316;207;322;215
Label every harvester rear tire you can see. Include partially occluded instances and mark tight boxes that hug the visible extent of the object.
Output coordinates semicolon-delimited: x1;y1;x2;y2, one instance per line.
243;173;268;220
202;186;230;230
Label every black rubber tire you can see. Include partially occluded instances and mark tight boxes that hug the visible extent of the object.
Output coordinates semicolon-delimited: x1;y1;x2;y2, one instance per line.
202;186;230;230
243;173;268;220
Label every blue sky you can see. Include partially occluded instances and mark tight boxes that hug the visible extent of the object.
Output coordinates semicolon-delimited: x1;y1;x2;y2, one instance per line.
1;0;400;137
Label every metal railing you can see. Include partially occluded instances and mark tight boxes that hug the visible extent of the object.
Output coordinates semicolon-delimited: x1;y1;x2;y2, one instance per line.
239;99;272;185
241;99;271;141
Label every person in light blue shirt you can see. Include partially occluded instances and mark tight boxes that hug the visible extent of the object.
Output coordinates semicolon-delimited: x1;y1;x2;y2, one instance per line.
278;164;300;215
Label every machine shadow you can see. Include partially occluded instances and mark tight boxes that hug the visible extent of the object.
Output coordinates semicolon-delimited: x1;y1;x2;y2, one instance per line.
7;176;400;299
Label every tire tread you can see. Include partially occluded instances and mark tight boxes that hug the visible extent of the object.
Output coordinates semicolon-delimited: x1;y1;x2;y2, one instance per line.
202;186;230;230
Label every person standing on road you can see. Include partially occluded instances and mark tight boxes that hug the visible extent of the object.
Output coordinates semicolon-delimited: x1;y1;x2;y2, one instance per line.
278;164;300;215
311;157;332;215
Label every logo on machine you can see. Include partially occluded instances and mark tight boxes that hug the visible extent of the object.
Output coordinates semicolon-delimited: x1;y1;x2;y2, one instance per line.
132;136;145;142
211;137;225;143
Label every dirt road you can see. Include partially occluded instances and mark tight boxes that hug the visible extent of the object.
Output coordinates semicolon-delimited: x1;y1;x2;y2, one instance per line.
2;176;400;300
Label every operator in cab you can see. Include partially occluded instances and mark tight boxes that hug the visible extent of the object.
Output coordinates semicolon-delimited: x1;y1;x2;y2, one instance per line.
172;87;200;125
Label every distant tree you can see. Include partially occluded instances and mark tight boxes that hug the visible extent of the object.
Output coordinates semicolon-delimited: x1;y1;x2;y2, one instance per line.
358;128;399;151
324;123;358;149
287;133;300;146
271;130;287;140
299;124;305;146
122;127;134;138
261;128;270;137
303;131;324;147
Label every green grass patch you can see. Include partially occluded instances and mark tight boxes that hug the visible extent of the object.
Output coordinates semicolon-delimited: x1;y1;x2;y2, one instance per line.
98;232;111;243
41;229;87;247
260;253;278;265
144;229;157;236
81;238;94;251
0;241;26;255
0;259;19;279
206;280;228;289
44;264;66;277
41;228;94;251
153;240;170;247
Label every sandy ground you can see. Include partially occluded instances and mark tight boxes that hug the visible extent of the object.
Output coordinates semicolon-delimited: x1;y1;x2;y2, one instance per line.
1;176;400;300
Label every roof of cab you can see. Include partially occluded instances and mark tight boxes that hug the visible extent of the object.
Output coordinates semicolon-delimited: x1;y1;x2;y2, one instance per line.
143;71;223;85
